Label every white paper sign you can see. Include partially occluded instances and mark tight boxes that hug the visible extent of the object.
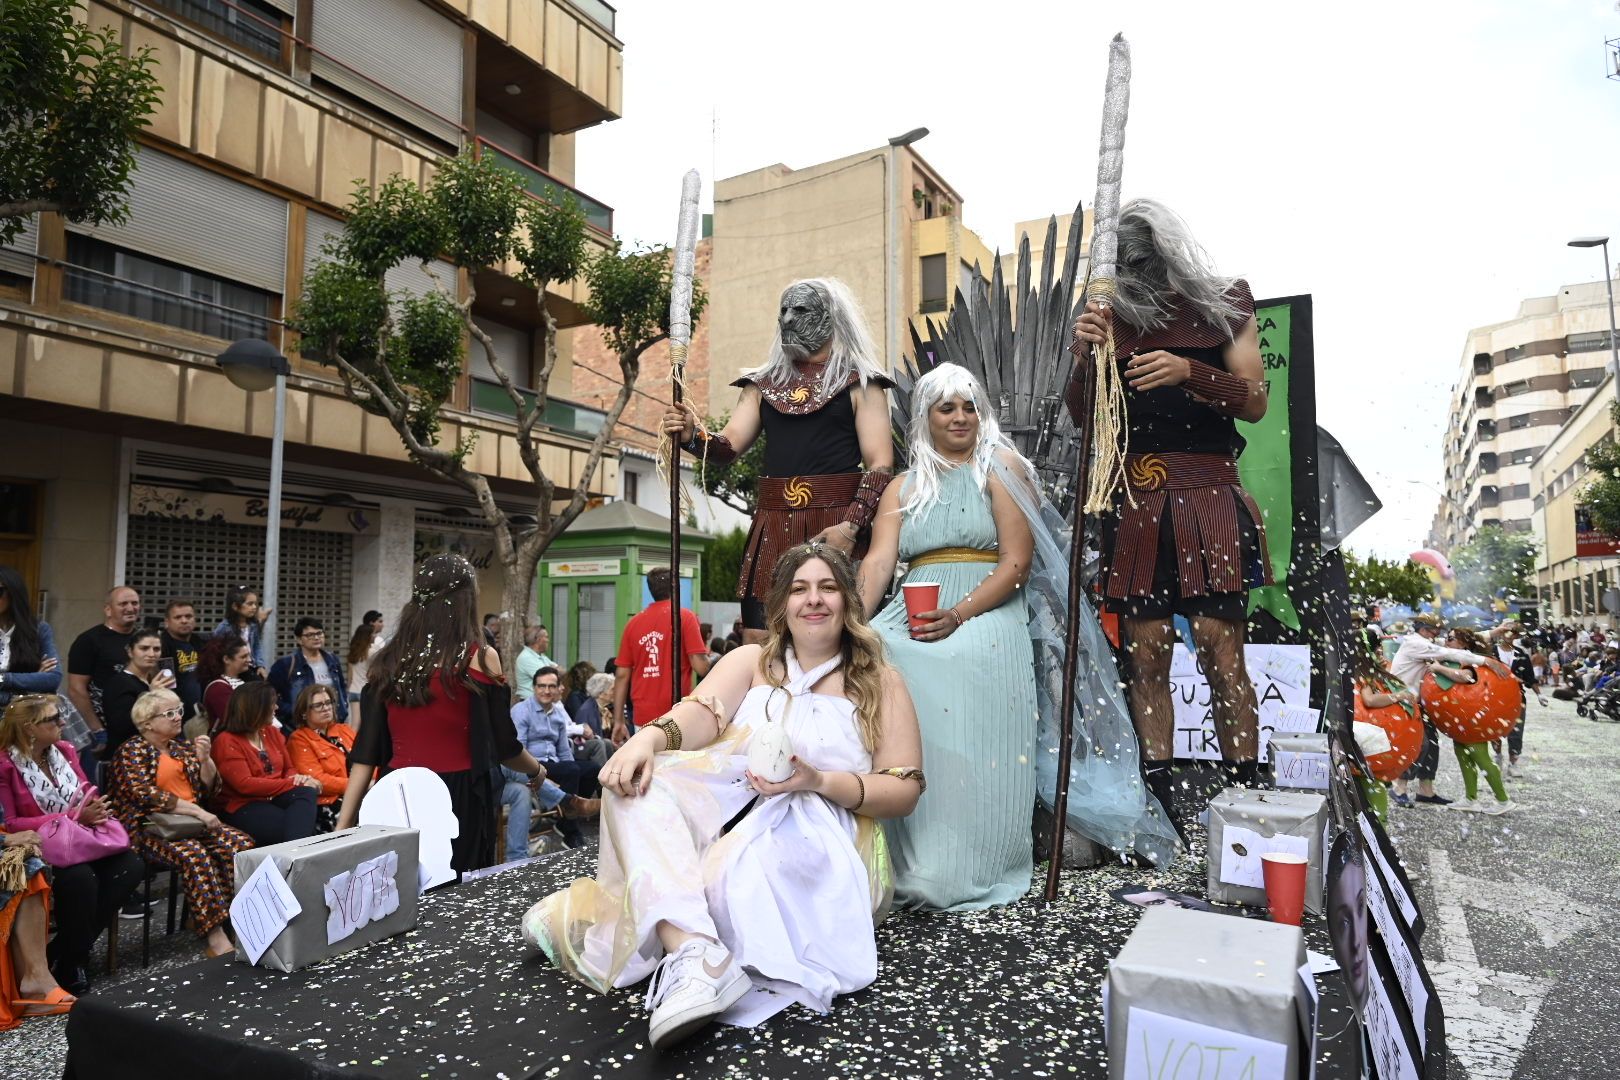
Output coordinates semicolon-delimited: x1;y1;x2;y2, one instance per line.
359;767;457;892
1273;749;1331;790
230;858;302;965
1359;815;1420;930
324;850;401;945
1171;644;1313;761
1365;955;1421;1080
1297;963;1320;1080
1122;1005;1289;1080
1217;825;1309;890
1364;856;1430;1053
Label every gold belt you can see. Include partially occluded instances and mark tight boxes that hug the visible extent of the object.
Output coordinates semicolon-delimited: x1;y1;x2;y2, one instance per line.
908;547;998;568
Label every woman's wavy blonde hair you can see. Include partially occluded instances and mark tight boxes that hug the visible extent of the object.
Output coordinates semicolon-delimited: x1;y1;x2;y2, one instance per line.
758;543;889;751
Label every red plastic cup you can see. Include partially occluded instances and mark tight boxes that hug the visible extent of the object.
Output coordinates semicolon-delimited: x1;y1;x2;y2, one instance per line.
1260;852;1308;926
901;582;941;633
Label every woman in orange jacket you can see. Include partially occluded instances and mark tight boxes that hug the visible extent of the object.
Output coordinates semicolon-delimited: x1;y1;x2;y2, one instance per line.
211;682;320;847
285;684;357;832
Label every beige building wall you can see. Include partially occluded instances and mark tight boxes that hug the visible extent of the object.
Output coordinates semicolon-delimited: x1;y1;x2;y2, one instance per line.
0;0;629;644
709;144;968;391
1432;278;1619;553
1531;373;1618;621
0;418;121;636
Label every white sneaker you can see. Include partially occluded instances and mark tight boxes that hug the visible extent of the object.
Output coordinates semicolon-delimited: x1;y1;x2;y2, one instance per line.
1481;799;1517;816
1506;761;1522;779
1446;798;1481;813
645;938;749;1051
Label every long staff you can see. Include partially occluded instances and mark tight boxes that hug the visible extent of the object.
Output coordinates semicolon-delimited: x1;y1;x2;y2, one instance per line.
1045;33;1131;902
667;170;702;700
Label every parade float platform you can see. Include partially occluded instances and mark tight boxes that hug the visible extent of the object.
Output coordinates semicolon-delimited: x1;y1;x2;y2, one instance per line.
63;844;1361;1079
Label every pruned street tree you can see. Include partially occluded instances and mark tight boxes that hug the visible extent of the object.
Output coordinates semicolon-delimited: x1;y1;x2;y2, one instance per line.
0;0;161;243
292;148;704;664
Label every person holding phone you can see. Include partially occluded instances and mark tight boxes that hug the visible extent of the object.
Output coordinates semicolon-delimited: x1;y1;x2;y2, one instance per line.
100;629;177;755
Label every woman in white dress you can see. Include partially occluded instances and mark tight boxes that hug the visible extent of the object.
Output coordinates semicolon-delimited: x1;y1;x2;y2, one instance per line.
524;543;924;1051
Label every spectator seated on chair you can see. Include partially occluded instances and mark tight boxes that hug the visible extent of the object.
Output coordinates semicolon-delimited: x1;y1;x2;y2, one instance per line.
110;689;253;957
0;806;74;1024
284;684;357;833
212;683;321;847
511;667;600;847
0;695;142;996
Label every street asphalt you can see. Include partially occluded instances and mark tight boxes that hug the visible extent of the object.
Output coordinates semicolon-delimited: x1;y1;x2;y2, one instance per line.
1383;692;1620;1080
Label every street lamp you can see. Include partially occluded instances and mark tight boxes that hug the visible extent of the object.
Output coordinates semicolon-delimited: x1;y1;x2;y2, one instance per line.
218;338;290;657
1568;235;1619;404
886;126;929;369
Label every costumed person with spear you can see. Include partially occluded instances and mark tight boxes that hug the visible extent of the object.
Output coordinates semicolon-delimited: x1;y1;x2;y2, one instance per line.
663;279;895;646
1067;193;1273;831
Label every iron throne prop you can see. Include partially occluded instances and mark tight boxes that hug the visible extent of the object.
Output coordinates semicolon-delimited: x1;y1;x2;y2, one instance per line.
889;209;1089;516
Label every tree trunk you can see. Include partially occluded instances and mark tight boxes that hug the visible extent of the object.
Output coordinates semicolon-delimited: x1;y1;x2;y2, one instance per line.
496;550;540;679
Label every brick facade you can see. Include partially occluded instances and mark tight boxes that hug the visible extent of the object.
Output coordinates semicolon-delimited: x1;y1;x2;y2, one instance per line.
563;239;724;452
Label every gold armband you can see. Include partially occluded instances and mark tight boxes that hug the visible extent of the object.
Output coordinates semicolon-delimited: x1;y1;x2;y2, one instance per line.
681;693;729;734
651;716;683;752
876;766;926;794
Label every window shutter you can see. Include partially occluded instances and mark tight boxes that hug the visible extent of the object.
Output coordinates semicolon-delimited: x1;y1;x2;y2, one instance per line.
67;148;288;293
0;216;38;277
257;0;296;13
303;210;456;303
470;316;532;387
310;0;464;146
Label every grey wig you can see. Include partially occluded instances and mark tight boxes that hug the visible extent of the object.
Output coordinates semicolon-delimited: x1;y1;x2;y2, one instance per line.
1110;198;1245;335
901;362;1025;515
746;277;885;398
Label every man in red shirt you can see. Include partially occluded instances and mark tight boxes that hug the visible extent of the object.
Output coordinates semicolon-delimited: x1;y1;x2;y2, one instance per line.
610;568;711;743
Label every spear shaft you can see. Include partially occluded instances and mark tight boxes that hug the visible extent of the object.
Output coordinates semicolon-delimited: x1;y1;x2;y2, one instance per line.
667;170;702;700
1046;33;1131;902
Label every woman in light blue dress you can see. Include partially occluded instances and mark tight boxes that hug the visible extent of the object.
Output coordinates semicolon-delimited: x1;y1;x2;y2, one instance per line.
860;364;1178;911
859;365;1037;910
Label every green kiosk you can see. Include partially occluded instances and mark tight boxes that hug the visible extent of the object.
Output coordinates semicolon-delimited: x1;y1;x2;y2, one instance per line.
536;501;710;670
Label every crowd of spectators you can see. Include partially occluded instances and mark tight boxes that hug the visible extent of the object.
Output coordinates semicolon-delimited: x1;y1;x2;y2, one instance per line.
0;564;725;1016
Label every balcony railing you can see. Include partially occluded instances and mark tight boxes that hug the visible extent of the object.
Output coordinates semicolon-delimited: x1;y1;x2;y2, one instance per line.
569;0;616;35
469;377;606;437
477;140;613;236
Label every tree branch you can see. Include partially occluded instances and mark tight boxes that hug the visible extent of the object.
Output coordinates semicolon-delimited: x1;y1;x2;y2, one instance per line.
0;200;65;218
541;333;658;545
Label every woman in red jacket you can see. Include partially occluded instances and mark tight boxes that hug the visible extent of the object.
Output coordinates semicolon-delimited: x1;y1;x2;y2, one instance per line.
285;684;356;833
211;682;319;846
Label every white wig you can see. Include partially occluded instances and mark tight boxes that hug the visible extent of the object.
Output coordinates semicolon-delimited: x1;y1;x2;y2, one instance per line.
902;362;1020;514
746;277;885;399
1112;198;1245;335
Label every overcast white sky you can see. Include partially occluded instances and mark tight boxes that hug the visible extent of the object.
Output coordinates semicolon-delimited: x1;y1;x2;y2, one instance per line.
573;0;1620;559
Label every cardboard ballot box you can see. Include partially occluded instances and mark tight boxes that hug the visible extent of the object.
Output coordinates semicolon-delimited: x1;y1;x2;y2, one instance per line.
1268;733;1331;793
1206;787;1328;915
1105;906;1311;1080
232;825;420;972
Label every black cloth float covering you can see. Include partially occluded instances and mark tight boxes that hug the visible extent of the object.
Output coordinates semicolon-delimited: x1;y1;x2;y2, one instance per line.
63;847;1360;1080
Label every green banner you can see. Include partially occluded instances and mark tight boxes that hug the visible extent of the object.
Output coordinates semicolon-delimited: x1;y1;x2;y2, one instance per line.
1239;303;1301;630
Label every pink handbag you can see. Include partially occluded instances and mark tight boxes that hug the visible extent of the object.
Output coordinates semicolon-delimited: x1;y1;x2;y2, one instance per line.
35;786;131;868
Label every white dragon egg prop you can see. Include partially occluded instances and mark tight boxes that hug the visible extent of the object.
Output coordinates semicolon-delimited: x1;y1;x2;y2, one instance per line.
748;722;796;782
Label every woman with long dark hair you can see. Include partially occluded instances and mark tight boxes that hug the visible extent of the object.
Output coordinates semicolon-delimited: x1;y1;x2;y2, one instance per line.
335;555;544;876
101;629;177;753
345;610;384;708
212;586;270;677
525;544;923;1050
0;567;58;711
195;634;252;734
